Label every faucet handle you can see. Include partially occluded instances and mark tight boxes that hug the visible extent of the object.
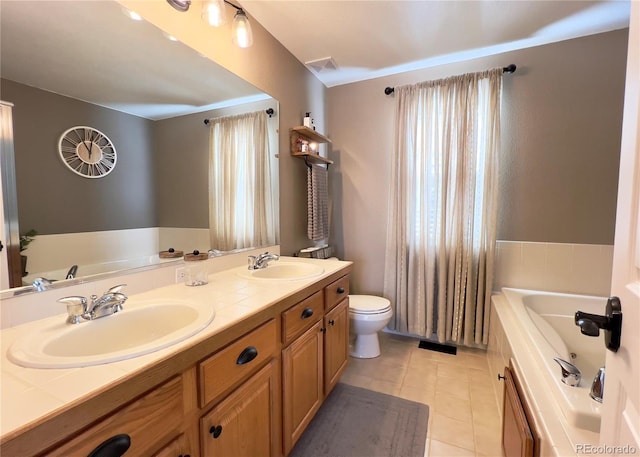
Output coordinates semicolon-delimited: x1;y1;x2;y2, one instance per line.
247;255;257;270
58;296;87;324
57;296;87;308
553;357;582;386
105;284;127;295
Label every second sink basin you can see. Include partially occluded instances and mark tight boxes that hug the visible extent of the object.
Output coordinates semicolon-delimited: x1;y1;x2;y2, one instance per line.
8;299;215;369
237;262;324;281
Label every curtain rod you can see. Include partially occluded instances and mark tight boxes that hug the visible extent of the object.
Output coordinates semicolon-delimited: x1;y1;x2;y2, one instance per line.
384;64;517;95
204;108;275;125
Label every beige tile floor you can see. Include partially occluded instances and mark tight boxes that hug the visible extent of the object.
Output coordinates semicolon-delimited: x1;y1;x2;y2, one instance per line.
341;332;502;457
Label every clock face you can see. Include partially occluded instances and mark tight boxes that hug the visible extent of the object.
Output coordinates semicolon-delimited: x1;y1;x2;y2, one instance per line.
58;126;117;178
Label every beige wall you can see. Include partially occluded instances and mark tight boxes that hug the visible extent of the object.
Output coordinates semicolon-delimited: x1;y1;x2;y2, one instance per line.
117;0;326;255
327;30;628;295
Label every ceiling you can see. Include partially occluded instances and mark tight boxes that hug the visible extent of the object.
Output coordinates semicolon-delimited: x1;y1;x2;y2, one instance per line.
240;0;631;87
0;1;630;119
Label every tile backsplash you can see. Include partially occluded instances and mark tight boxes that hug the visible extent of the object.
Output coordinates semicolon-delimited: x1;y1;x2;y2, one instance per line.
492;241;613;296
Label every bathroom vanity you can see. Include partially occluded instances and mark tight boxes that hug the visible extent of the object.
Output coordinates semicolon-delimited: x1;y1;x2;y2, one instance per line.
0;258;352;457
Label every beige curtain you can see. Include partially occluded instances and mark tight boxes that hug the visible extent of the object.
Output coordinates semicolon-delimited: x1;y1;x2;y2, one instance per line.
383;68;502;346
208;110;277;251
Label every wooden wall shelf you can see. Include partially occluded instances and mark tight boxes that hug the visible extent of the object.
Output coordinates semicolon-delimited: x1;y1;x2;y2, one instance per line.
290;126;333;167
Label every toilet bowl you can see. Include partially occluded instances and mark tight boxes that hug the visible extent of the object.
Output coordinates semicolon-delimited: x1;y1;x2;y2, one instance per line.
349;295;393;359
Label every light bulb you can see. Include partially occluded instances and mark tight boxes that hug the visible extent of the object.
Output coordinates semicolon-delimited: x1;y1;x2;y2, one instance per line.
232;10;253;48
202;0;226;27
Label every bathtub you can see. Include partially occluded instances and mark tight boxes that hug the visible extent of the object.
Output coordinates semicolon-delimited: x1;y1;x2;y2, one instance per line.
501;288;606;433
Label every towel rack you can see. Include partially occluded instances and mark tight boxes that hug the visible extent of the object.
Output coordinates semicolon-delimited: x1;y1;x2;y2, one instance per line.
303;155;331;170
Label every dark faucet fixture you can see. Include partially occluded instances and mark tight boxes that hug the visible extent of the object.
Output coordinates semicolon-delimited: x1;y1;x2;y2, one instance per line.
66;264;78;280
575;296;622;352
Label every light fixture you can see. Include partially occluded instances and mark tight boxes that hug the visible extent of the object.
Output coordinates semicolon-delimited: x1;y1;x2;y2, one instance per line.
231;8;253;48
167;0;254;48
202;0;227;27
166;0;191;12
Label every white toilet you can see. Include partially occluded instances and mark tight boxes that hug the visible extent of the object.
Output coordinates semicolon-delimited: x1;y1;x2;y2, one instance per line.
348;295;393;358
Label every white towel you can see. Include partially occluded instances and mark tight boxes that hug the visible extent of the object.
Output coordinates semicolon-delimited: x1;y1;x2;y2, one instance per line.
307;164;329;241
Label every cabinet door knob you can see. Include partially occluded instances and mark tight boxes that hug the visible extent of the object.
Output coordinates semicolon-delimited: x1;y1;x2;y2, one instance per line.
337;287;345;294
209;425;223;439
236;346;258;365
301;307;314;319
88;434;131;457
498;374;506;381
328;319;335;326
320;327;327;333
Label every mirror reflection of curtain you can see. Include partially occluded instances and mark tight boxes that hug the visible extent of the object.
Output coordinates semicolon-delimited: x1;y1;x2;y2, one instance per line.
383;68;503;347
208;110;277;251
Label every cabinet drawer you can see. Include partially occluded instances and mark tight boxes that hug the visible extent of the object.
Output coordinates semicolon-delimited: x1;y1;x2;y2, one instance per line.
324;275;349;311
282;291;323;345
199;319;277;408
48;376;185;456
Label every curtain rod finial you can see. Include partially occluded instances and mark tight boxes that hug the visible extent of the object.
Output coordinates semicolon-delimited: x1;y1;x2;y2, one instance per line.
384;87;395;95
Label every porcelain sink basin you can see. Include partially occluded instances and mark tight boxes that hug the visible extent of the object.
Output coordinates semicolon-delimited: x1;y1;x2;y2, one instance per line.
237;262;324;281
8;299;214;369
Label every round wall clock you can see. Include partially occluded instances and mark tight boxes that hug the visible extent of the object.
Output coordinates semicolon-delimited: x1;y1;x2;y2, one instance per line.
58;126;117;178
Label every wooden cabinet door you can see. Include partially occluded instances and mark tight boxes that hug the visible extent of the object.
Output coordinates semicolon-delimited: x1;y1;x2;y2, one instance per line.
200;360;277;457
502;366;534;457
324;298;349;395
282;320;324;455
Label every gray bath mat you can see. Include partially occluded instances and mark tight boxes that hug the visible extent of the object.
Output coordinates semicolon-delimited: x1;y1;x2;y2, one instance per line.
289;383;429;457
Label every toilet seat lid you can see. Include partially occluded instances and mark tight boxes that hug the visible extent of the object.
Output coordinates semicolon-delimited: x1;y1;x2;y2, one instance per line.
349;295;392;314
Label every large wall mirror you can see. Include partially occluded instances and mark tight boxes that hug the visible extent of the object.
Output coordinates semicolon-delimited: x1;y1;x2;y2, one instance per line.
0;1;280;293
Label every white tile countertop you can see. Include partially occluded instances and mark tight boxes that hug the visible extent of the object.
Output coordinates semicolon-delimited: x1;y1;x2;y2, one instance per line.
0;257;352;441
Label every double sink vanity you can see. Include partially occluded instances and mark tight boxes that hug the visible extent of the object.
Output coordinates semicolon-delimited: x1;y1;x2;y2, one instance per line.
0;256;352;456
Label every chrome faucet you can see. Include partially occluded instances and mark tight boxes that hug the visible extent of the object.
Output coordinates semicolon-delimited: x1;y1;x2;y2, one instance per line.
248;252;280;270
58;284;127;324
32;277;54;292
553;357;582;387
65;264;78;280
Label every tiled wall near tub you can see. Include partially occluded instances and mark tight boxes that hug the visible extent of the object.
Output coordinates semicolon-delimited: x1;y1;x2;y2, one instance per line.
493;241;613;296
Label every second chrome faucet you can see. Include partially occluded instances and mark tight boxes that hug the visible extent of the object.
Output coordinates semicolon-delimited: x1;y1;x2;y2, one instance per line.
58;284;128;324
247;252;280;270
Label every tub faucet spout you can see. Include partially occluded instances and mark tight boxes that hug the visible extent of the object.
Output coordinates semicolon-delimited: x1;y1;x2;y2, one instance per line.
553;357;581;387
65;264;78;280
